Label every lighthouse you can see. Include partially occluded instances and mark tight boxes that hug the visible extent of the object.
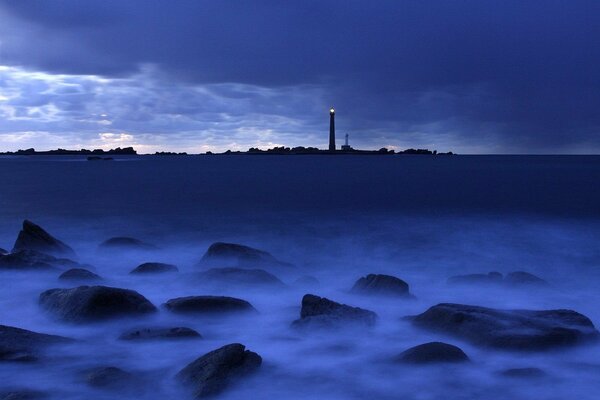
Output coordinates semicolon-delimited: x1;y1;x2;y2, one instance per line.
329;107;336;152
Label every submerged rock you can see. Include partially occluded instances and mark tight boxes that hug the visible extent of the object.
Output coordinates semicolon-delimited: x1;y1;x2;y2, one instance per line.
410;303;598;350
0;390;47;400
39;286;157;322
198;267;284;287
293;275;320;286
396;342;469;364
447;272;503;285
12;220;75;257
164;296;256;315
351;274;412;297
130;262;178;274
0;324;71;362
0;250;78;271
176;343;262;398
99;237;157;250
199;242;290;268
84;366;135;390
59;268;102;281
292;294;377;329
504;271;548;286
500;367;547;378
119;327;201;341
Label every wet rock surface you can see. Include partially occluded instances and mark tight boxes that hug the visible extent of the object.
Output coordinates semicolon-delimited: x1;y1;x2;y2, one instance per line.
0;325;71;362
176;343;262;398
12;220;75;257
198;267;284;286
164;296;256;315
130;262;178;274
58;268;102;281
410;303;598;350
39;285;157;322
351;274;411;297
396;342;469;364
199;242;290;268
292;294;377;329
119;327;202;341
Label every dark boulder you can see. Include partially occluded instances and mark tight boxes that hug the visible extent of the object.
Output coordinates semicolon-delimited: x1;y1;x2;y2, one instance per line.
99;237;157;250
410;303;598;350
164;296;256;315
396;342;469;364
0;324;71;362
198;267;284;287
59;268;102;281
292;294;377;329
12;220;75;257
351;274;411;297
0;250;78;271
130;262;178;274
84;366;135;390
447;272;503;285
500;367;547;378
119;327;201;341
39;286;157;322
504;271;548;286
199;242;290;268
176;343;262;398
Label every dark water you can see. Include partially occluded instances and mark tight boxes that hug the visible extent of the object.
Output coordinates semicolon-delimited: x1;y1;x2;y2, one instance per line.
1;155;600;399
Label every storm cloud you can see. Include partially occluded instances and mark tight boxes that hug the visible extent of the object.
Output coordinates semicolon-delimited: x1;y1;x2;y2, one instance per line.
0;0;599;153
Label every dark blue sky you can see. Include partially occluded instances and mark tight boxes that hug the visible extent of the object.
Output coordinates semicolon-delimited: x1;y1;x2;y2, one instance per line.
0;0;599;153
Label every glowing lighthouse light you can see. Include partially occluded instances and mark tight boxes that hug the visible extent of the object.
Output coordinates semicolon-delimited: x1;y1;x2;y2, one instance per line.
330;107;335;114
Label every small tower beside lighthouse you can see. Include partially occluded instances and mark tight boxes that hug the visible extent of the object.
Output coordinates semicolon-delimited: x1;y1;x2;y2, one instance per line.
329;107;336;152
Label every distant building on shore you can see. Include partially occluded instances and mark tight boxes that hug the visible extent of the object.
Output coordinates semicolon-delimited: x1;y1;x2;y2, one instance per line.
341;133;352;151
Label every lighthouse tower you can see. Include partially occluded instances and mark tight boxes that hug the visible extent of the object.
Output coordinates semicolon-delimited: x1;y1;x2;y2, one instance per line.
329;107;336;152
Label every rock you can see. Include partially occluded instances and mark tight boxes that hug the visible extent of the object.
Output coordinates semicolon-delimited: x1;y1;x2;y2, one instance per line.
130;262;178;274
39;286;157;322
410;303;598;350
99;237;157;250
59;268;102;281
500;367;547;378
447;272;503;285
198;267;284;287
0;390;47;400
504;271;548;286
395;342;469;364
84;366;134;390
351;274;411;297
176;343;262;398
0;250;78;271
199;242;290;268
12;220;75;257
0;324;71;362
292;294;377;329
119;327;201;341
0;248;7;255
164;296;256;315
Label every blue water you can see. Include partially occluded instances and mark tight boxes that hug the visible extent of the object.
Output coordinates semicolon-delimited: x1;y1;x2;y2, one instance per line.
0;155;600;399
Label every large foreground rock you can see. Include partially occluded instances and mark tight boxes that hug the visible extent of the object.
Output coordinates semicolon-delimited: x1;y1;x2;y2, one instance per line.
0;324;71;362
164;296;256;315
410;303;598;350
119;327;201;341
0;250;78;271
351;274;412;297
59;268;102;282
39;286;157;322
199;242;290;268
130;262;178;274
292;294;377;329
12;220;75;257
396;342;469;364
99;237;157;250
176;343;261;398
198;267;285;287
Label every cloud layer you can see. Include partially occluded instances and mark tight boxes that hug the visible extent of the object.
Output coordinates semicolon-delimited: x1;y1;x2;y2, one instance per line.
1;1;599;153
